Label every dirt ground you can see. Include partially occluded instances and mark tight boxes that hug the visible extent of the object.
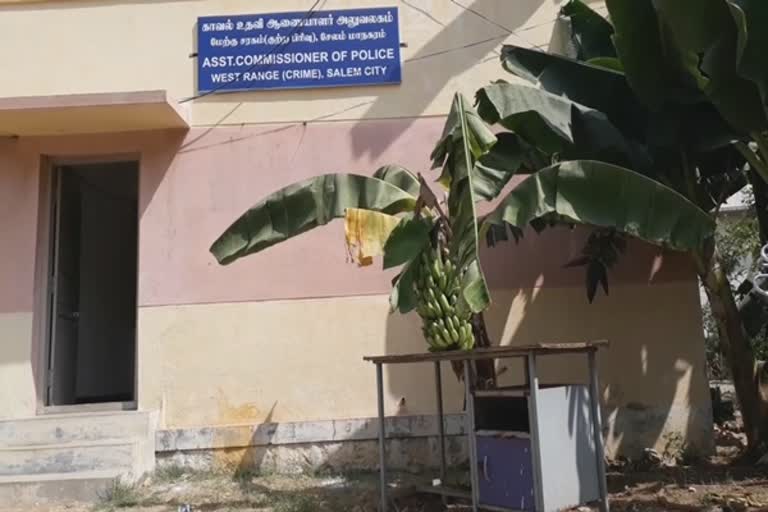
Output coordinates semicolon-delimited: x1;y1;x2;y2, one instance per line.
3;410;767;512
2;452;766;512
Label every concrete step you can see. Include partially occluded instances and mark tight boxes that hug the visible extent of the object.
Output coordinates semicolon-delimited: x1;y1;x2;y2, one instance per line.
0;411;151;447
0;411;156;502
0;440;135;477
0;470;122;504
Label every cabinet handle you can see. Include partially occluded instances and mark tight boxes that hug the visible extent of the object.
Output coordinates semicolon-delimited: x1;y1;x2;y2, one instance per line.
482;456;490;481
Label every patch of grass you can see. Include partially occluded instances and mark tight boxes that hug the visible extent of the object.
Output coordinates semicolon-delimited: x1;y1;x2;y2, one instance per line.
154;464;187;482
97;478;142;508
271;494;316;512
153;464;223;483
233;466;261;482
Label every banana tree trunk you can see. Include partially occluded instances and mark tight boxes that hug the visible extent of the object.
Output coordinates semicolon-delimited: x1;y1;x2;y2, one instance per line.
447;313;497;390
697;248;768;452
472;312;497;389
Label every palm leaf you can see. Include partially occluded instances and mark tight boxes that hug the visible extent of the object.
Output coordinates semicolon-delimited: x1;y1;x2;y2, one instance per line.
481;160;715;252
210;174;417;265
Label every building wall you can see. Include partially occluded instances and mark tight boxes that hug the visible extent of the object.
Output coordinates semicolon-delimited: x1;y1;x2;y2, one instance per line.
0;0;605;126
0;0;711;458
0;139;42;419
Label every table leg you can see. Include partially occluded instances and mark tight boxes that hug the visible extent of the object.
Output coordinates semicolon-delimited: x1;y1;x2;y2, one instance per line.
376;363;388;512
588;350;609;512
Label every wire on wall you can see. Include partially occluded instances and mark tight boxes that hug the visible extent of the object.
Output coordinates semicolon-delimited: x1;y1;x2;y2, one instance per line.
179;0;323;103
179;1;604;150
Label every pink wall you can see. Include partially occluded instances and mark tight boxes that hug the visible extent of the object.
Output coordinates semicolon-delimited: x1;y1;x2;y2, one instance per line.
139;117;695;308
0;130;184;314
0;139;40;314
0;117;696;313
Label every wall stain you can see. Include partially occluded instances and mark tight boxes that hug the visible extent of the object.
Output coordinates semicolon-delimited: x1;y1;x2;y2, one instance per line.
216;389;264;425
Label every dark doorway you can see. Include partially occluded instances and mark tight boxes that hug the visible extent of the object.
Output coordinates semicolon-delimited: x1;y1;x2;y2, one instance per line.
46;162;138;406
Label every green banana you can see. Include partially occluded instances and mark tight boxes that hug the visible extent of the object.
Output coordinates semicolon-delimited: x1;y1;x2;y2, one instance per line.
461;324;474;350
431;258;442;282
438;293;452;315
413;241;475;352
438;272;448;291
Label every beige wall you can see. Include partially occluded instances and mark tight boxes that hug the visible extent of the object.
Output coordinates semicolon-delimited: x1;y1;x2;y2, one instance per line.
0;313;37;418
0;131;182;418
0;0;606;127
139;280;710;455
0;0;713;458
0;139;42;419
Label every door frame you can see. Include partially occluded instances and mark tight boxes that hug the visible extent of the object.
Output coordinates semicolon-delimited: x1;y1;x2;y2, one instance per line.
35;154;141;414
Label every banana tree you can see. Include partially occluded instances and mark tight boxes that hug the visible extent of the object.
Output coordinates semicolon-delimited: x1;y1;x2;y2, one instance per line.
211;92;714;393
477;0;768;453
211;95;500;385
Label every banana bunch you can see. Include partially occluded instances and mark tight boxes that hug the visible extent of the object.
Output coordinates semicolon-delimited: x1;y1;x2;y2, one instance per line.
414;243;474;351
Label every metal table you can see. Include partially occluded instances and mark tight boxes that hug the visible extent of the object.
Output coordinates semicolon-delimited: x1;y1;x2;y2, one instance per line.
364;341;610;512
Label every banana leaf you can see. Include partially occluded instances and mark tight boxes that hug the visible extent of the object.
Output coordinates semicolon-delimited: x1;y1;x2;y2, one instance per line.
476;81;651;173
606;0;705;109
653;0;729;52
385;215;435;313
210;174;417;265
701;17;767;133
726;0;768;119
500;46;644;140
344;208;403;267
382;215;433;270
372;165;421;197
432;94;494;315
389;258;420;314
473;133;549;202
500;45;741;160
586;57;624;72
649;0;768;133
481;160;715;253
559;0;616;60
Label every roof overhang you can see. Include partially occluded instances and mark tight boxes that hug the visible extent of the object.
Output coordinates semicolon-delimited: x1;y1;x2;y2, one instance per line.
0;90;189;136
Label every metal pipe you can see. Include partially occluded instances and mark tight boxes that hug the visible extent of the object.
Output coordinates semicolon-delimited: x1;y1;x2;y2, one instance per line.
376;363;388;512
464;361;480;512
527;354;545;512
588;350;610;512
434;361;447;484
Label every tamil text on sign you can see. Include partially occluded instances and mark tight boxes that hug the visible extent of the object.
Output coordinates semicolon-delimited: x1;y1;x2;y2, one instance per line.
197;7;402;93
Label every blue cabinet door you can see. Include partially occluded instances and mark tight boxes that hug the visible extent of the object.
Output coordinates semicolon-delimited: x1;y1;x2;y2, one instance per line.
477;436;535;511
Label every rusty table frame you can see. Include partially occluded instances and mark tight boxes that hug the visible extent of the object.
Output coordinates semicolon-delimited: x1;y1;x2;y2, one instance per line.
364;341;610;512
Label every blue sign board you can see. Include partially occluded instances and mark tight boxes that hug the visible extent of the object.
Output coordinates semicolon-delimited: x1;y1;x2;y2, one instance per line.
197;7;401;93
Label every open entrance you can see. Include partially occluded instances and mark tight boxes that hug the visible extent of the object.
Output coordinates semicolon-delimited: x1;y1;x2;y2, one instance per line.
46;162;138;407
